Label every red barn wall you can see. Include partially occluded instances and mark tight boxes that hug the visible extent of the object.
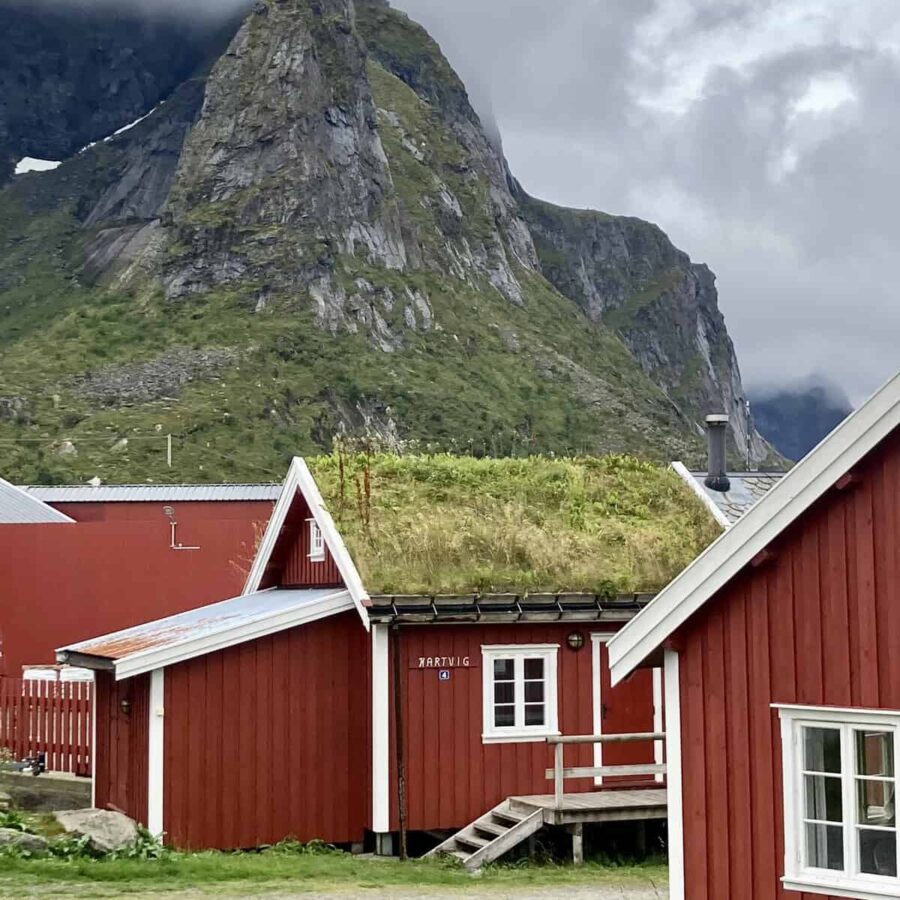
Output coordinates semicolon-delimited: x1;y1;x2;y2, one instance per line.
0;514;268;676
675;428;900;899
396;622;656;832
162;612;370;850
94;672;150;823
51;500;274;525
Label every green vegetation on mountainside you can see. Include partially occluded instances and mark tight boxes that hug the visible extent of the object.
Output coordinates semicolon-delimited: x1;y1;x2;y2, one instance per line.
311;452;721;595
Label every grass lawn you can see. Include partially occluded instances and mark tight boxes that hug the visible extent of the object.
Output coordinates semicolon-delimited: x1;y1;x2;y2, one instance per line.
0;848;668;898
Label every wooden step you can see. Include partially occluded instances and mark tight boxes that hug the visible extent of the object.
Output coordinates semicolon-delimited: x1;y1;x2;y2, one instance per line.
473;819;507;837
455;832;489;850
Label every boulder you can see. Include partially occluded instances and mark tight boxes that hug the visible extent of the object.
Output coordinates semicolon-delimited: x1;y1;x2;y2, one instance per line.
0;791;11;811
0;828;49;854
54;808;138;853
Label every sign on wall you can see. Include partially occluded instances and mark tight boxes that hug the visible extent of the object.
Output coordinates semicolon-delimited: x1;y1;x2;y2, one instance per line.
412;655;472;669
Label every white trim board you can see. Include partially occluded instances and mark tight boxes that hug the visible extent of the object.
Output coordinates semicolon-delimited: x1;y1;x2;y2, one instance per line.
664;649;684;900
243;458;370;628
609;370;900;685
371;625;390;835
113;590;353;680
670;462;731;529
147;669;164;836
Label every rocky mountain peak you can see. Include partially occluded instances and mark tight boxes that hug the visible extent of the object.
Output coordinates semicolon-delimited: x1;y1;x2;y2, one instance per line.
0;0;781;481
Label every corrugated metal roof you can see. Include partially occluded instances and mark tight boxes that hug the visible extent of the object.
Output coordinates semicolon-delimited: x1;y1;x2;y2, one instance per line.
60;588;343;662
0;477;73;524
22;484;281;503
689;471;785;525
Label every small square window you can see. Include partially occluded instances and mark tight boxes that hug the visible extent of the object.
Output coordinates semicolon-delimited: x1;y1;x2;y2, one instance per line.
308;519;325;562
482;645;558;743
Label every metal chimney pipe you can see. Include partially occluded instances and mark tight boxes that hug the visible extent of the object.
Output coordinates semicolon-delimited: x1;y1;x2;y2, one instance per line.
704;414;731;493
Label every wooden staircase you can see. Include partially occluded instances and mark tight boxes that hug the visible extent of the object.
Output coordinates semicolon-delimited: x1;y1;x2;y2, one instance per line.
426;799;545;870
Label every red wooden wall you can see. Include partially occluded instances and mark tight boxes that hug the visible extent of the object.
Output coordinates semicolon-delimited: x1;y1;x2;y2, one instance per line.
0;510;269;676
395;623;656;831
282;525;342;587
94;672;149;823
162;612;370;850
676;428;900;899
52;500;274;525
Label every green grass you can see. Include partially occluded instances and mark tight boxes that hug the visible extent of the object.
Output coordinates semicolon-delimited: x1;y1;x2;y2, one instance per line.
310;452;720;594
0;849;668;896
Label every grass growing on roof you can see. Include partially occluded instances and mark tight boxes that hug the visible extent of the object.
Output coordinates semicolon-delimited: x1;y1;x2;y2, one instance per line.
309;452;721;595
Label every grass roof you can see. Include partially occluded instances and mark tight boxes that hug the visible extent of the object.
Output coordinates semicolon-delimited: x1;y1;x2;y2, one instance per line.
308;453;721;596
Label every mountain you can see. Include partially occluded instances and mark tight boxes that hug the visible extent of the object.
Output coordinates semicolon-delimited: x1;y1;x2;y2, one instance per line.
752;381;853;462
0;0;778;483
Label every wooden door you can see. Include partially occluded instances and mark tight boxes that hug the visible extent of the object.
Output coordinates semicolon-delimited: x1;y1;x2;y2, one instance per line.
591;633;660;786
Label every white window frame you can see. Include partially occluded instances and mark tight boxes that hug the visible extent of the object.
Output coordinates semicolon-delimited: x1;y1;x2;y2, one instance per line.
307;518;325;562
777;704;900;899
482;644;559;744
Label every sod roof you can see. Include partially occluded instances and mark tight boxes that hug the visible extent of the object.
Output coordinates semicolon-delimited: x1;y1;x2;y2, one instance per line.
307;453;721;596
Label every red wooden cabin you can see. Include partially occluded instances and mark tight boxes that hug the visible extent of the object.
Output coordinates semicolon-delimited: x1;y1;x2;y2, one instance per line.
58;459;667;853
610;371;900;900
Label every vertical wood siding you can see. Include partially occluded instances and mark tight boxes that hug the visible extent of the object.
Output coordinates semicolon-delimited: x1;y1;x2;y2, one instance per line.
94;672;149;823
677;429;900;899
396;623;655;831
0;513;269;676
281;526;342;587
162;612;370;850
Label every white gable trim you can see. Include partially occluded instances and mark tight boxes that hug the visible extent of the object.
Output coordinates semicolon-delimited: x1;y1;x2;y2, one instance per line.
1;477;74;523
111;590;354;680
609;371;900;685
243;458;370;628
670;462;731;529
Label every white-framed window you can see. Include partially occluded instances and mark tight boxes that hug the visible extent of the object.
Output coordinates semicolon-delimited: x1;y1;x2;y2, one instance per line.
307;518;325;562
482;644;559;743
778;705;900;899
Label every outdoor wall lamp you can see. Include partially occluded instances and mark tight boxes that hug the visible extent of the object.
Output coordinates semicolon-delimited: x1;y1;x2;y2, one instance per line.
120;698;131;716
567;631;586;651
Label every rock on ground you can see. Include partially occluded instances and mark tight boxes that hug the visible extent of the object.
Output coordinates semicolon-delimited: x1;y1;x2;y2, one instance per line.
53;808;138;853
0;827;49;853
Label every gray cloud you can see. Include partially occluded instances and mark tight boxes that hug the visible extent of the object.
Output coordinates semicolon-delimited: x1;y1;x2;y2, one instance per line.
394;0;900;406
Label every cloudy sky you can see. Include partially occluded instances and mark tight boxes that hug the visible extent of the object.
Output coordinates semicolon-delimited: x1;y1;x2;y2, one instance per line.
393;0;900;406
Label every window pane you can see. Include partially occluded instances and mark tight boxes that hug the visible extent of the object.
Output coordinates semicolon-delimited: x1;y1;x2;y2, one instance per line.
494;682;514;705
524;703;545;726
523;658;544;680
857;779;896;827
859;830;898;877
494;705;514;727
804;727;842;774
805;822;844;870
805;774;843;822
525;681;544;703
857;730;894;777
493;659;514;680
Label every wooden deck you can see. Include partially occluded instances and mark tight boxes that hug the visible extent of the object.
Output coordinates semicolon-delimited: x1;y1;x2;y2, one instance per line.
509;788;667;826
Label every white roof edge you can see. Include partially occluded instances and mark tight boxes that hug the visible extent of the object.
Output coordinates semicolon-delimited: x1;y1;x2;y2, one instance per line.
609;371;897;686
59;589;353;680
0;476;75;523
670;461;732;529
243;458;371;630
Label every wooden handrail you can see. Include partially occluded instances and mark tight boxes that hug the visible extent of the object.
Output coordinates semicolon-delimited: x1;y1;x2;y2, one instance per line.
548;731;666;807
547;731;665;745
